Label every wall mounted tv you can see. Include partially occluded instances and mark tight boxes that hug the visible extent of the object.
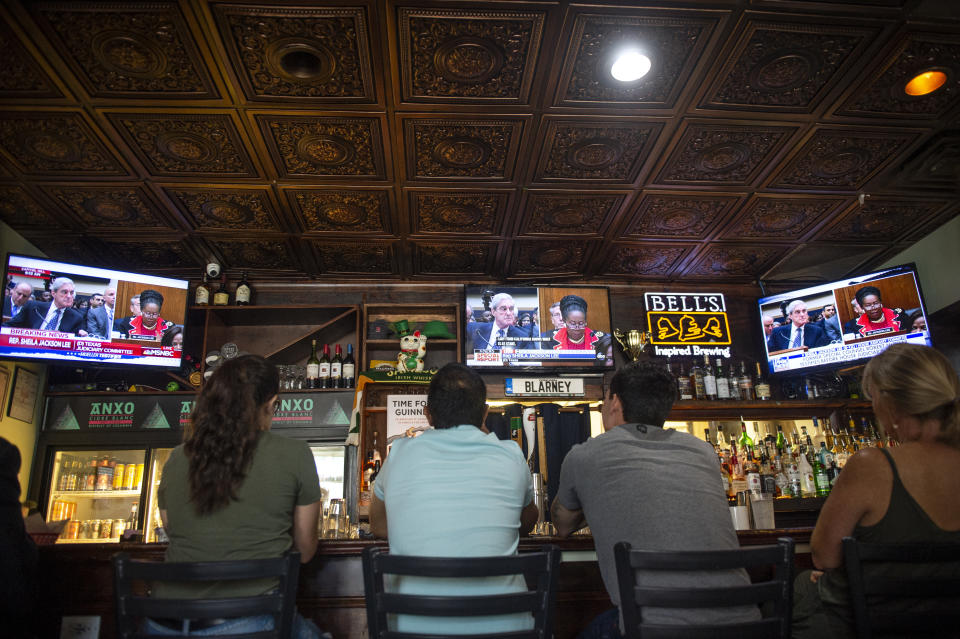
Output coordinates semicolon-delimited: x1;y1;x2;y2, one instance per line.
463;285;614;371
2;253;188;368
757;263;931;376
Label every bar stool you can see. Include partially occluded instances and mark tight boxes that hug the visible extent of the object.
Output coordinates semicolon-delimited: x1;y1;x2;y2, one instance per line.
842;536;960;639
361;545;560;639
614;538;795;639
112;550;301;638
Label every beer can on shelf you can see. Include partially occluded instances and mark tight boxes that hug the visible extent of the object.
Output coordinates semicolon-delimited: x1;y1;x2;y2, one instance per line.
99;520;112;538
78;521;90;539
64;501;76;521
88;520;101;539
134;463;145;490
123;463;137;490
112;519;127;538
113;464;125;490
50;500;63;521
64;520;80;540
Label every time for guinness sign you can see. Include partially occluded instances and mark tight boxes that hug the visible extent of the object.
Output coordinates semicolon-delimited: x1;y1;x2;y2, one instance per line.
644;292;732;351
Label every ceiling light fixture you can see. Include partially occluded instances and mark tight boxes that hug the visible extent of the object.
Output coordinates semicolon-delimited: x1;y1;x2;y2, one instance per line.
610;50;651;82
904;70;947;96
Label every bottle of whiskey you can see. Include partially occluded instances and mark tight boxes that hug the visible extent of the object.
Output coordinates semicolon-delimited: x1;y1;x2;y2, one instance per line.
677;360;693;400
194;271;210;306
235;271;252;306
342;344;356;388
330;344;343;388
755;362;771;400
715;358;731;400
318;343;331;388
738;361;755;401
306;339;320;389
213;274;229;306
703;355;718;401
691;359;706;400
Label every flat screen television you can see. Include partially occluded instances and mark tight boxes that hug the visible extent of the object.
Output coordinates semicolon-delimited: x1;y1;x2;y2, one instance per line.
463;285;614;371
757;263;932;376
2;253;188;368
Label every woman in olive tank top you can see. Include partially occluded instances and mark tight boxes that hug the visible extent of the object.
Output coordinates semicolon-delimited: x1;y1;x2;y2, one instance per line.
792;343;960;638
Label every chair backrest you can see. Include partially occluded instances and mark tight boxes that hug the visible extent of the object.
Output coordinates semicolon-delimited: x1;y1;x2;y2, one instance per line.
842;536;960;639
361;545;560;639
112;550;301;639
614;537;794;639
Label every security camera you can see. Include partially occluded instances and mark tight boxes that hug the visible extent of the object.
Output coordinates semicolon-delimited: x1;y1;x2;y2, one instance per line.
206;261;221;279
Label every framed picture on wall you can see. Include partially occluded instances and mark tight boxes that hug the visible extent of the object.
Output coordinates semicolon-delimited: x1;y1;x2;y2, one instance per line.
7;366;39;423
0;366;9;415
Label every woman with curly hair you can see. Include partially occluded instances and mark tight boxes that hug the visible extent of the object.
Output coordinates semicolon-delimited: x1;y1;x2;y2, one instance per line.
550;294;604;351
152;355;326;637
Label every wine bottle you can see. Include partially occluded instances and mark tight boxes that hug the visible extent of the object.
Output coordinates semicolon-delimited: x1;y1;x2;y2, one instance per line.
755;362;771;400
738;361;755;401
194;271;210;306
306;339;320;389
330;344;343;388
213;274;229;306
318;343;331;388
342;344;356;388
715;358;730;400
703;355;718;401
235;271;252;306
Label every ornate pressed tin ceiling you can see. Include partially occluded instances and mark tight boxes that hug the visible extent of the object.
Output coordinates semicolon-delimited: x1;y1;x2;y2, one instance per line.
0;0;957;284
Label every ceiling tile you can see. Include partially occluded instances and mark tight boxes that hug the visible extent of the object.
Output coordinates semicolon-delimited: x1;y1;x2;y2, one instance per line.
0;111;128;177
684;243;787;279
519;191;625;237
412;241;496;275
0;17;64;100
624;192;740;240
43;184;176;232
285;187;393;235
599;243;693;278
161;186;284;232
718;194;847;241
533;119;663;183
402;117;525;182
309;240;397;275
408;189;509;235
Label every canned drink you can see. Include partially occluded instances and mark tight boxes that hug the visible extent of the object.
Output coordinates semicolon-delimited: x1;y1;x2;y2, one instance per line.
112;519;127;539
99;519;112;538
113;464;125;490
65;520;80;540
134;463;145;491
65;501;76;521
50;500;62;521
124;463;137;490
89;520;101;538
78;521;90;539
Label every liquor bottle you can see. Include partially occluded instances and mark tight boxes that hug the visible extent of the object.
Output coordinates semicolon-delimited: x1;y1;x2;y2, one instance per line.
371;431;382;465
774;456;790;498
318;343;331;388
677;361;693;400
818;441;838;486
715;422;728;449
692;358;706;400
511;416;524;447
703;355;718;400
126;502;139;531
369;460;381;488
801;425;814;453
715;358;731;400
784;446;803;498
738;361;755;401
775;424;787;456
797;447;816;497
84;458;98;491
361;450;375;493
727;361;742;401
812;455;831;497
738;419;755;451
755;362;771;400
330;344;343;388
306;339;320;389
194;271;210;306
342;344;356;389
213;274;229;306
235;271;252;306
744;448;761;496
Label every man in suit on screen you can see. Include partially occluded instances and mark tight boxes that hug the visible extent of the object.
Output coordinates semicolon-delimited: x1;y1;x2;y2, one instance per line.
3;277;85;334
2;282;33;322
465;292;539;351
767;300;829;351
86;286;117;339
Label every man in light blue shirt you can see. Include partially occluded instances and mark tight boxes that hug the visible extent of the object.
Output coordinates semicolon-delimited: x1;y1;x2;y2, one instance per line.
370;363;538;635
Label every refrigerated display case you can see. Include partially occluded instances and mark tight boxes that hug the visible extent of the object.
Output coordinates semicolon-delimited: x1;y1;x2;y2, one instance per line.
144;447;173;543
310;444;347;509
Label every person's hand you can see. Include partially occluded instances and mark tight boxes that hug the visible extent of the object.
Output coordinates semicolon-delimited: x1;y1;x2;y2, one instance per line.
809;570;824;583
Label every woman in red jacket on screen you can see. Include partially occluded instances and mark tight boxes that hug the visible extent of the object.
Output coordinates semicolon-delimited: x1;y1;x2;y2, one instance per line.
125;289;172;338
551;294;603;351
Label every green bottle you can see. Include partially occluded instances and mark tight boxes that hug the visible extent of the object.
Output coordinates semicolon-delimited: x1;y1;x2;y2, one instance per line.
812;455;831;497
775;424;787;456
738;419;755;451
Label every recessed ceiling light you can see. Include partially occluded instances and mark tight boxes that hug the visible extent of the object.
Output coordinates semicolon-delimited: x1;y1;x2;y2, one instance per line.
611;50;651;82
904;70;947;96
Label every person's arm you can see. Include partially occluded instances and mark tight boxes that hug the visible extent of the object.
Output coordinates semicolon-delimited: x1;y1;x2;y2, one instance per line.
551;498;586;537
369;494;388;539
159;509;169;530
810;448;888;570
293;501;321;563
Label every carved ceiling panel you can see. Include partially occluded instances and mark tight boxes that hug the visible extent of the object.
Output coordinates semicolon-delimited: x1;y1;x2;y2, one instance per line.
256;114;386;179
403;118;524;181
31;2;219;100
398;7;545;103
162;186;284;232
519;191;625;236
0;1;956;283
43;184;175;232
211;4;375;103
719;195;847;241
701;19;875;112
285;188;392;235
836;33;960;119
408;190;508;235
625;192;740;240
0;111;127;177
310;241;397;275
413;242;494;275
600;243;692;278
556;11;720;108
768;127;922;190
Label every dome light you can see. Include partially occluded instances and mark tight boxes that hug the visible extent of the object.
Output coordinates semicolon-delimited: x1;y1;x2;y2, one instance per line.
904;70;947;96
611;50;651;82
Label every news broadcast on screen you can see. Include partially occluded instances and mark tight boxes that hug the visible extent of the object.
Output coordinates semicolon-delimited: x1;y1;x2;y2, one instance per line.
2;253;188;368
757;264;932;376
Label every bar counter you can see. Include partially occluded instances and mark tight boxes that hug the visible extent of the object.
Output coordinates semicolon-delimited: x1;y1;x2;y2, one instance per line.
35;528;812;639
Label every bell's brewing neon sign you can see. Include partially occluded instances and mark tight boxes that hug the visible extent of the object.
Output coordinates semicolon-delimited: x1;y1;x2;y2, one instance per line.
644;293;731;346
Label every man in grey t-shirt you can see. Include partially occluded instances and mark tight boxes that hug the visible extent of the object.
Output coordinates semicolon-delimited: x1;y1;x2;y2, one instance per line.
552;360;758;637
